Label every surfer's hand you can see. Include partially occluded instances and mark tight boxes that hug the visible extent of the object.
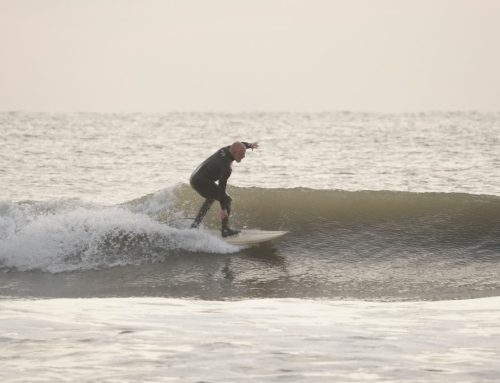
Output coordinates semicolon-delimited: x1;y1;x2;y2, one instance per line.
249;142;259;150
220;209;229;220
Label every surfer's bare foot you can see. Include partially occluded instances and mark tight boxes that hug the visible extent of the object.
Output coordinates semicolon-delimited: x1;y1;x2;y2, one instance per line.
222;227;240;237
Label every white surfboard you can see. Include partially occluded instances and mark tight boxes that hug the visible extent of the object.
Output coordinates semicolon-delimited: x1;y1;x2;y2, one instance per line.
214;229;288;246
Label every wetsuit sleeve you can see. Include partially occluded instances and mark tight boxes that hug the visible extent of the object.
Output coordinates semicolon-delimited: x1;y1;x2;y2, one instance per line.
218;169;231;210
241;142;253;149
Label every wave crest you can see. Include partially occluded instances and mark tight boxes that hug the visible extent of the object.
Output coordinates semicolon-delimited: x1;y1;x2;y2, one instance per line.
0;190;236;272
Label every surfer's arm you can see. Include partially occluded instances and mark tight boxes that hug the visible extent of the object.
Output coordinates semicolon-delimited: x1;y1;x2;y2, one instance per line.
217;172;230;210
242;142;258;150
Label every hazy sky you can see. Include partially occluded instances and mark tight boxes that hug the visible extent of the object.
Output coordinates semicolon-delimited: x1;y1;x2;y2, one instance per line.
1;0;499;112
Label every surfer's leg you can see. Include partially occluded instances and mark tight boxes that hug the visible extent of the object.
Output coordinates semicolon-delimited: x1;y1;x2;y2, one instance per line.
225;194;232;216
221;195;239;237
191;198;215;228
190;177;219;228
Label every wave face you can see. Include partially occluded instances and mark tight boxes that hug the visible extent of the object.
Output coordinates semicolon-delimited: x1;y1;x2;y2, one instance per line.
2;185;500;300
176;184;500;259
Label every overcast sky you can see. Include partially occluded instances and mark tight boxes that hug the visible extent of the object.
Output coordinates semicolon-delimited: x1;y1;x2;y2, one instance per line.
1;0;499;113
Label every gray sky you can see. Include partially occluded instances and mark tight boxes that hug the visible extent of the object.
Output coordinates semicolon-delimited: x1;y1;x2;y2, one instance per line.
1;0;499;112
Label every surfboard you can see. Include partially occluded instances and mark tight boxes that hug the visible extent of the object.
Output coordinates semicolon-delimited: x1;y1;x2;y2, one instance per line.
215;229;288;246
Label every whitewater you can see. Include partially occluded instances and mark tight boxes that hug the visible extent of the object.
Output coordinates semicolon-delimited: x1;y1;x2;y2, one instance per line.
1;111;500;381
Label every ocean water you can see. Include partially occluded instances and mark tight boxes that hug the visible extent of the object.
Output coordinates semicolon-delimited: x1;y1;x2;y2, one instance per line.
1;111;500;381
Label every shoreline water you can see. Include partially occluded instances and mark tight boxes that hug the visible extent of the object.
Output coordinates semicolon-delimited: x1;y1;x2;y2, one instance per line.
1;296;499;382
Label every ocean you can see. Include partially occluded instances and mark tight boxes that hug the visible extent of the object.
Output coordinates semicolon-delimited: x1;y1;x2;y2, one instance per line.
1;111;500;382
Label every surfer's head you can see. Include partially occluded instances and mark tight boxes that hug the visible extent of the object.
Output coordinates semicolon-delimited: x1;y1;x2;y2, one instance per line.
230;142;246;162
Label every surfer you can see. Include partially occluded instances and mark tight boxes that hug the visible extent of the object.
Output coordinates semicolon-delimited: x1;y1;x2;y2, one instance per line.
190;141;259;237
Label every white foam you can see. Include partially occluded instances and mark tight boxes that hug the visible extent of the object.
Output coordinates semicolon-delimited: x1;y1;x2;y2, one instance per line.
0;196;236;272
124;185;179;217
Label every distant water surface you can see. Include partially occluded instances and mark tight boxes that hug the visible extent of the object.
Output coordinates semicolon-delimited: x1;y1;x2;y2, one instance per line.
1;111;499;204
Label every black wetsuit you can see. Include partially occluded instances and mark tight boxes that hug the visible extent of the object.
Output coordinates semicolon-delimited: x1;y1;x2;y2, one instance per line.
190;142;252;230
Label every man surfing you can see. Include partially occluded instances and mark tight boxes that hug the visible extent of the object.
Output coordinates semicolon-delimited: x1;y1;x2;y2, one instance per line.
190;141;259;237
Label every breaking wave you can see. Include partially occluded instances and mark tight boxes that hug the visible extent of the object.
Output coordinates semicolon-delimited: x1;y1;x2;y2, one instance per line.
2;184;500;273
